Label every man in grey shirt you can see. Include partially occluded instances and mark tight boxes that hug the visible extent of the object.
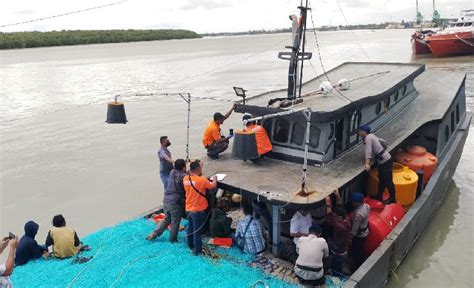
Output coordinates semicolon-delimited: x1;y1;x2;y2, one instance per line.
358;125;396;204
158;136;174;190
147;159;186;243
350;192;370;272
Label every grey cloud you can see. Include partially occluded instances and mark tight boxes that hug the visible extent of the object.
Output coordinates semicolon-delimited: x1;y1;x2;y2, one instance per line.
179;0;233;11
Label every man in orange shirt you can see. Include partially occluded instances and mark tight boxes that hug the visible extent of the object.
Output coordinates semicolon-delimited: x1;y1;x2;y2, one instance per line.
202;105;235;159
183;160;217;255
243;113;272;162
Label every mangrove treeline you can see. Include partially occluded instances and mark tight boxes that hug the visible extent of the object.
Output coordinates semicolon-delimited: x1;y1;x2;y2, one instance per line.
0;29;202;49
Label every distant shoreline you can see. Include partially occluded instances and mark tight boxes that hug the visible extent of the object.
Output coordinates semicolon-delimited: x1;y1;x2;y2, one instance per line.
0;29;201;50
0;22;424;50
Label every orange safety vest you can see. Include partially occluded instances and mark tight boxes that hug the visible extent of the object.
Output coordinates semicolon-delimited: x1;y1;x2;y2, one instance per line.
246;124;272;155
202;120;221;147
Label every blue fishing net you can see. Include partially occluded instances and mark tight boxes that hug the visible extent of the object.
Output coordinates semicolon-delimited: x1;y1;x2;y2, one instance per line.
11;218;296;288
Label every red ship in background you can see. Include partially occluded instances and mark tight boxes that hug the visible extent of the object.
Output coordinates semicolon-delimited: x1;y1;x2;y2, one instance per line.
412;9;474;57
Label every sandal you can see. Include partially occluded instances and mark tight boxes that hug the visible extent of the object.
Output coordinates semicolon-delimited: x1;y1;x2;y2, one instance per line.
146;231;158;241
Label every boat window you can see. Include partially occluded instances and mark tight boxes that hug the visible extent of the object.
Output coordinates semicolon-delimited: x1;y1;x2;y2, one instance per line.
375;102;382;115
310;125;321;149
350;110;362;132
263;120;273;139
444;125;450;143
451;111;455;132
328;123;335;140
385;97;391;108
456;103;460;124
274;118;290;143
291;122;305;146
394;92;399;102
398;84;407;99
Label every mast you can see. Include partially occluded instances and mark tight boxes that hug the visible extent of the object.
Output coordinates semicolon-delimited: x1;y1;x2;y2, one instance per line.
278;0;313;100
432;0;440;24
416;0;423;24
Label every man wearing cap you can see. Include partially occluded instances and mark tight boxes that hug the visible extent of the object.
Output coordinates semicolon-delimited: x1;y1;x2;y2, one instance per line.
358;125;396;204
294;225;329;286
202;105;235;159
243;113;272;162
350;192;370;272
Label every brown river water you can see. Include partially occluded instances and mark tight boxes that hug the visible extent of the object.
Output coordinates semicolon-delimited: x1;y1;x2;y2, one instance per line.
0;29;473;287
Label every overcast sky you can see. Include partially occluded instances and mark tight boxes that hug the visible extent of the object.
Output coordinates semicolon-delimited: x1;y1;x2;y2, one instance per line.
1;0;472;33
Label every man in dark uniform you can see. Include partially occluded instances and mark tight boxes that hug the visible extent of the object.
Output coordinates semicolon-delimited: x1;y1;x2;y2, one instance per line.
358;125;396;204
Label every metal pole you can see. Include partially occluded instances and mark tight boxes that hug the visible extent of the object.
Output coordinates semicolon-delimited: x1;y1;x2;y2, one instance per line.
301;109;312;193
298;0;309;98
186;93;191;162
271;205;281;257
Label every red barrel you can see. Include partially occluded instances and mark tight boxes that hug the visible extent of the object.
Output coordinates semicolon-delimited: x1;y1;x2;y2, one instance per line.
394;145;438;185
364;203;405;256
364;197;385;212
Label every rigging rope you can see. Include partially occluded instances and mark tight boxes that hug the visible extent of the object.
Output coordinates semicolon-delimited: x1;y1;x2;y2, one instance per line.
307;3;353;104
0;1;127;28
334;0;372;60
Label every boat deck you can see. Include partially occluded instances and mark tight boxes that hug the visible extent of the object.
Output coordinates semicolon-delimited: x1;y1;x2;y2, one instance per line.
205;69;466;206
240;62;424;113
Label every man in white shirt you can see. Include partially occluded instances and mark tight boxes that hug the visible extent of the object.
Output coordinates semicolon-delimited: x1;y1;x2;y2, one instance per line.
290;209;313;247
294;225;329;286
0;236;19;288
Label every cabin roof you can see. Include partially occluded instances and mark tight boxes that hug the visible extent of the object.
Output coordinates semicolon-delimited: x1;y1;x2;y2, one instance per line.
205;69;466;207
236;62;425;122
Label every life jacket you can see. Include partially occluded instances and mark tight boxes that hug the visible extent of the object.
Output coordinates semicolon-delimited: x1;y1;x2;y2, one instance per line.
246;124;272;155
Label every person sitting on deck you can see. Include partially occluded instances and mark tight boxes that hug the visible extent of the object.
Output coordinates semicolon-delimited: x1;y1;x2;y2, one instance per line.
45;214;88;258
290;209;313;248
15;221;49;266
158;136;174;190
294;225;329;286
242;113;272;162
234;202;266;254
202;104;235;159
1;235;19;288
209;198;233;238
358;125;396;204
325;190;351;276
350;192;370;272
183;160;218;255
147;159;187;243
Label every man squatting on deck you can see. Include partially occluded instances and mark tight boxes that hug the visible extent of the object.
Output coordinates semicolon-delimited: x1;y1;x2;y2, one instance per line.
358;125;396;204
158;136;174;190
202;105;235;159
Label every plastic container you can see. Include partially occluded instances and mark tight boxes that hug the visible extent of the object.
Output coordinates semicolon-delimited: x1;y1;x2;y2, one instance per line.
365;203;405;256
364;197;385;212
368;163;419;208
394;145;438;185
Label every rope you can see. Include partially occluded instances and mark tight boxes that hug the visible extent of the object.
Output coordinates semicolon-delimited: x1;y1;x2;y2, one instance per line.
455;34;474;47
334;0;371;61
109;254;161;288
307;2;353;104
0;1;127;28
251;280;269;288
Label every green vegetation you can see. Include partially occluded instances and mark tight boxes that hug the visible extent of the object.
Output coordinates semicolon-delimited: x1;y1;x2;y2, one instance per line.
0;29;201;49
